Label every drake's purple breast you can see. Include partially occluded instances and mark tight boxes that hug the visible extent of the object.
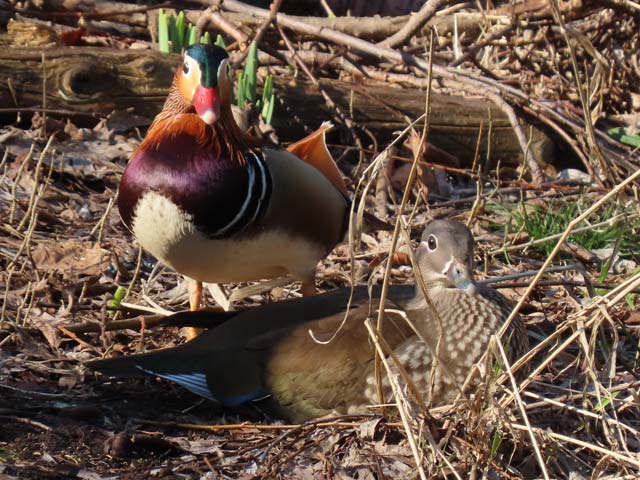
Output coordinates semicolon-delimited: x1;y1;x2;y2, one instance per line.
118;131;269;238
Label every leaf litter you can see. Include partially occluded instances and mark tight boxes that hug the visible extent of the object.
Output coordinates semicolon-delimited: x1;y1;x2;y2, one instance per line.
1;1;640;478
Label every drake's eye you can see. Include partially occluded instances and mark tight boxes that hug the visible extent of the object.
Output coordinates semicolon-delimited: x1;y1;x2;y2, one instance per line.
183;62;190;74
427;234;437;251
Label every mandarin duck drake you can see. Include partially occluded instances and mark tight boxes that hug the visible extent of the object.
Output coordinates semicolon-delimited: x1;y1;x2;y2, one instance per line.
118;43;351;314
89;220;529;422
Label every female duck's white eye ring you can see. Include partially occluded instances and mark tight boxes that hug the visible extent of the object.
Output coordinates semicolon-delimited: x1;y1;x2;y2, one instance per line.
426;234;437;252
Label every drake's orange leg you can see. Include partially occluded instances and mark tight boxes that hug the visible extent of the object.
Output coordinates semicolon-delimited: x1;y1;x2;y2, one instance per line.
189;279;202;311
183;279;202;340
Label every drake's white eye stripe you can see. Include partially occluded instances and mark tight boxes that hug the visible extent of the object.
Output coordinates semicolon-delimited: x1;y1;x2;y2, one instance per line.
136;366;215;400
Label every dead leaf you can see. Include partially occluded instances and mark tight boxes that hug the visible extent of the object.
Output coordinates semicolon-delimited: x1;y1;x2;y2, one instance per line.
358;418;385;441
31;312;62;349
32;240;109;278
58;374;78;389
164;437;225;455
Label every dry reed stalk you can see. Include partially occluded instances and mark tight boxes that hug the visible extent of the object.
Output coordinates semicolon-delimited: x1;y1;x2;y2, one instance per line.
8;143;35;225
364;318;429;480
373;33;436;407
495;335;550;479
550;0;612;181
523;391;640;438
119;301;173;317
89;194;115;244
511;423;640;469
17;134;54;232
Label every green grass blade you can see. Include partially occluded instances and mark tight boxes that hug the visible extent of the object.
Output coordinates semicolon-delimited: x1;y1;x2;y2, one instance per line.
158;9;169;53
625;292;636;309
201;31;212;45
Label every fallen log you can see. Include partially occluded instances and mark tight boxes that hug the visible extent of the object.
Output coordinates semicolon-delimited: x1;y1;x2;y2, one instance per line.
0;46;553;169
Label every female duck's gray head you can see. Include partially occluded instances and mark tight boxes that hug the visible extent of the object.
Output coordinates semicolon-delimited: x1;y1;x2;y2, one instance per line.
416;219;477;295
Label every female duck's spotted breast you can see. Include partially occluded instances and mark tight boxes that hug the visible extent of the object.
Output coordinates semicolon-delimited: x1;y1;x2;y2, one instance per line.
118;129;271;240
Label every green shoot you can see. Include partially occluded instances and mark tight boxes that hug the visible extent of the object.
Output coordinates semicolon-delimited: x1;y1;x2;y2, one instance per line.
262;73;273;103
159;10;210;51
261;74;275;124
158;9;169;53
490;430;502;461
187;24;198;47
168;14;178;53
593;391;620;412
236;72;246;109
174;11;186;52
214;34;226;48
625;292;636;309
608;127;640;148
242;41;258;104
108;286;127;317
264;96;275;124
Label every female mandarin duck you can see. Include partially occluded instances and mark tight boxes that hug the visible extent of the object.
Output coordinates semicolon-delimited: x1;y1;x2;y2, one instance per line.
90;220;529;422
118;44;350;315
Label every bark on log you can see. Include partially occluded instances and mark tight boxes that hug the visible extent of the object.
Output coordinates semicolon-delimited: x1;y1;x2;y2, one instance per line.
0;46;552;168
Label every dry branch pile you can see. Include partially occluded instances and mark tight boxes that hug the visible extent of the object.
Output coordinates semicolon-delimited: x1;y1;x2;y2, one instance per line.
1;0;640;479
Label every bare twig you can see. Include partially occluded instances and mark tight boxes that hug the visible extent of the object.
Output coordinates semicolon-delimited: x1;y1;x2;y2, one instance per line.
249;0;282;50
196;6;249;46
378;0;447;48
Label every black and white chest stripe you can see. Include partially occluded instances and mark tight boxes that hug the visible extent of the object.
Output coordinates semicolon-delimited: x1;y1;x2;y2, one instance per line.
209;152;272;238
